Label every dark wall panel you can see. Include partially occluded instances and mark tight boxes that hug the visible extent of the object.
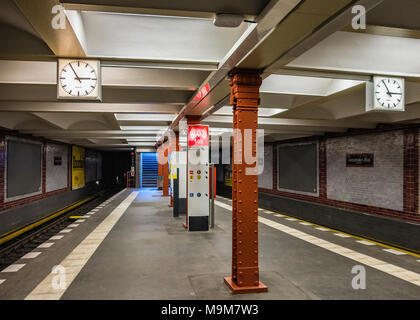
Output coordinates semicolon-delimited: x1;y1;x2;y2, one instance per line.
85;149;97;183
6;139;42;198
278;143;318;194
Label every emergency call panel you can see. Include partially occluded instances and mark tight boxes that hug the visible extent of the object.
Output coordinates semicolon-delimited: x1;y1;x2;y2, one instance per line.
187;125;210;231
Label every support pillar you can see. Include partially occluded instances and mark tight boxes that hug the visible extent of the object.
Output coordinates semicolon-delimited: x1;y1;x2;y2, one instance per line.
157;147;163;190
163;148;169;196
170;132;180;207
224;68;267;294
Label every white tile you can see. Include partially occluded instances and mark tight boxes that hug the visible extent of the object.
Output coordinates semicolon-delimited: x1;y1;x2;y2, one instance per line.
315;227;329;232
2;264;25;272
356;240;376;246
60;229;73;233
334;233;351;238
76;219;86;223
50;235;64;240
286;218;296;221
22;252;42;259
69;223;79;228
299;222;312;226
82;215;90;218
383;249;406;255
0;280;5;285
87;212;95;215
417;260;420;263
38;242;54;249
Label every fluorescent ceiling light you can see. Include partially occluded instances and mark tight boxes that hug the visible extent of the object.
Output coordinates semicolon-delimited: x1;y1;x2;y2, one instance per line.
126;137;159;142
210;128;232;132
214;106;286;117
120;126;168;131
129;142;156;146
78;11;250;62
287;31;420;77
115;114;176;121
261;74;364;96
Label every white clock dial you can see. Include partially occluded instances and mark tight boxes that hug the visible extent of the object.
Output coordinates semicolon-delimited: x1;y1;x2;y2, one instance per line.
59;61;98;97
375;78;403;109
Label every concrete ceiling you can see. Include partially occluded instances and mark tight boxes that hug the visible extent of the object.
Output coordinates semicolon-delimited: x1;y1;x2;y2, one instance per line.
1;0;420;150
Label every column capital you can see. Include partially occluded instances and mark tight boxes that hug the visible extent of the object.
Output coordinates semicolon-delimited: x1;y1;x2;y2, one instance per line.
229;68;262;108
186;115;201;125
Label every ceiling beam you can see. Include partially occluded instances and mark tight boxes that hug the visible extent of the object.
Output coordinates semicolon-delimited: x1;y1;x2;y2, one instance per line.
170;0;303;129
342;25;420;40
262;0;384;74
0;84;191;104
61;3;216;20
19;130;166;135
13;0;86;57
203;115;376;129
0;60;209;90
0;101;181;113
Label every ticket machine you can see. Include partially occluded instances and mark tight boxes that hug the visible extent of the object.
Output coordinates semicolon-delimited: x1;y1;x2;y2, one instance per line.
187;125;210;231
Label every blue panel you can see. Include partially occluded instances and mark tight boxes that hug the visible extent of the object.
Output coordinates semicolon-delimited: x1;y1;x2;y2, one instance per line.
141;153;158;188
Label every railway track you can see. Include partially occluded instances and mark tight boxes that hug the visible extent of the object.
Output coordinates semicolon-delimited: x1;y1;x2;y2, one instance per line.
0;188;121;271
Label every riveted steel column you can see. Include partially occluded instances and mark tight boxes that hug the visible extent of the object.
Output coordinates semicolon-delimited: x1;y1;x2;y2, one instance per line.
224;68;267;294
157;147;163;190
163;147;169;196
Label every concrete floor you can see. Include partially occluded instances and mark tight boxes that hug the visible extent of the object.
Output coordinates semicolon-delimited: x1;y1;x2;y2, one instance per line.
0;188;419;299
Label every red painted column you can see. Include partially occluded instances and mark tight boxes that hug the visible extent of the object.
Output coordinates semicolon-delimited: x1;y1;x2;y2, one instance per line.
157;147;163;190
163;147;169;196
224;68;267;294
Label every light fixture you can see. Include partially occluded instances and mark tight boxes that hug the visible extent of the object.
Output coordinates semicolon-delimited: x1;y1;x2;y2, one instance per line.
213;106;286;117
213;14;244;28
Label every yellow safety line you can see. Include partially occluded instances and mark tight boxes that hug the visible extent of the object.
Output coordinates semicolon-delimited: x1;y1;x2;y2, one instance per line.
219;196;420;258
69;216;84;219
0;196;94;246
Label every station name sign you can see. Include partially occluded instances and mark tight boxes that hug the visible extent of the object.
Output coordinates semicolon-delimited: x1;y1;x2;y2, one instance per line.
346;153;374;167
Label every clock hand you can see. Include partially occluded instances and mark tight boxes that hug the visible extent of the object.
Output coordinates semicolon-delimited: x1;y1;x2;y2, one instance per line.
382;80;392;97
69;64;82;83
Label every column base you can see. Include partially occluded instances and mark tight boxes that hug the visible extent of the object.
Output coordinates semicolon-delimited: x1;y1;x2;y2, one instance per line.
224;277;268;294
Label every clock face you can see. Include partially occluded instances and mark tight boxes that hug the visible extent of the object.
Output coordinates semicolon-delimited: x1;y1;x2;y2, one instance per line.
59;61;98;97
375;78;403;109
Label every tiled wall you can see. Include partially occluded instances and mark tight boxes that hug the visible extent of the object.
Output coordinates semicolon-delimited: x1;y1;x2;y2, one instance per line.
259;128;420;223
326;130;403;211
0;132;101;213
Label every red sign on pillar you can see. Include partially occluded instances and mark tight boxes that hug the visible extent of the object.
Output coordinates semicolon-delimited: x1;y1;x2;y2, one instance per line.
188;125;209;147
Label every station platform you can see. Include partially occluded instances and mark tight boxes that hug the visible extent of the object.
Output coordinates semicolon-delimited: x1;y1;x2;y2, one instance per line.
0;188;419;300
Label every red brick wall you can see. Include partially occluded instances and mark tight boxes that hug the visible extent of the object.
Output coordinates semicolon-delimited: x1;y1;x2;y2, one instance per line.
260;129;420;223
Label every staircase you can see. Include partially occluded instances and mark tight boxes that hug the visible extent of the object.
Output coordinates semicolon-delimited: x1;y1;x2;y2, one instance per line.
141;153;158;188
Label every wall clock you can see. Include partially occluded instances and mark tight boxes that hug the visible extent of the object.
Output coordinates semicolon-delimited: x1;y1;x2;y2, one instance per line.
57;59;101;100
366;76;405;112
